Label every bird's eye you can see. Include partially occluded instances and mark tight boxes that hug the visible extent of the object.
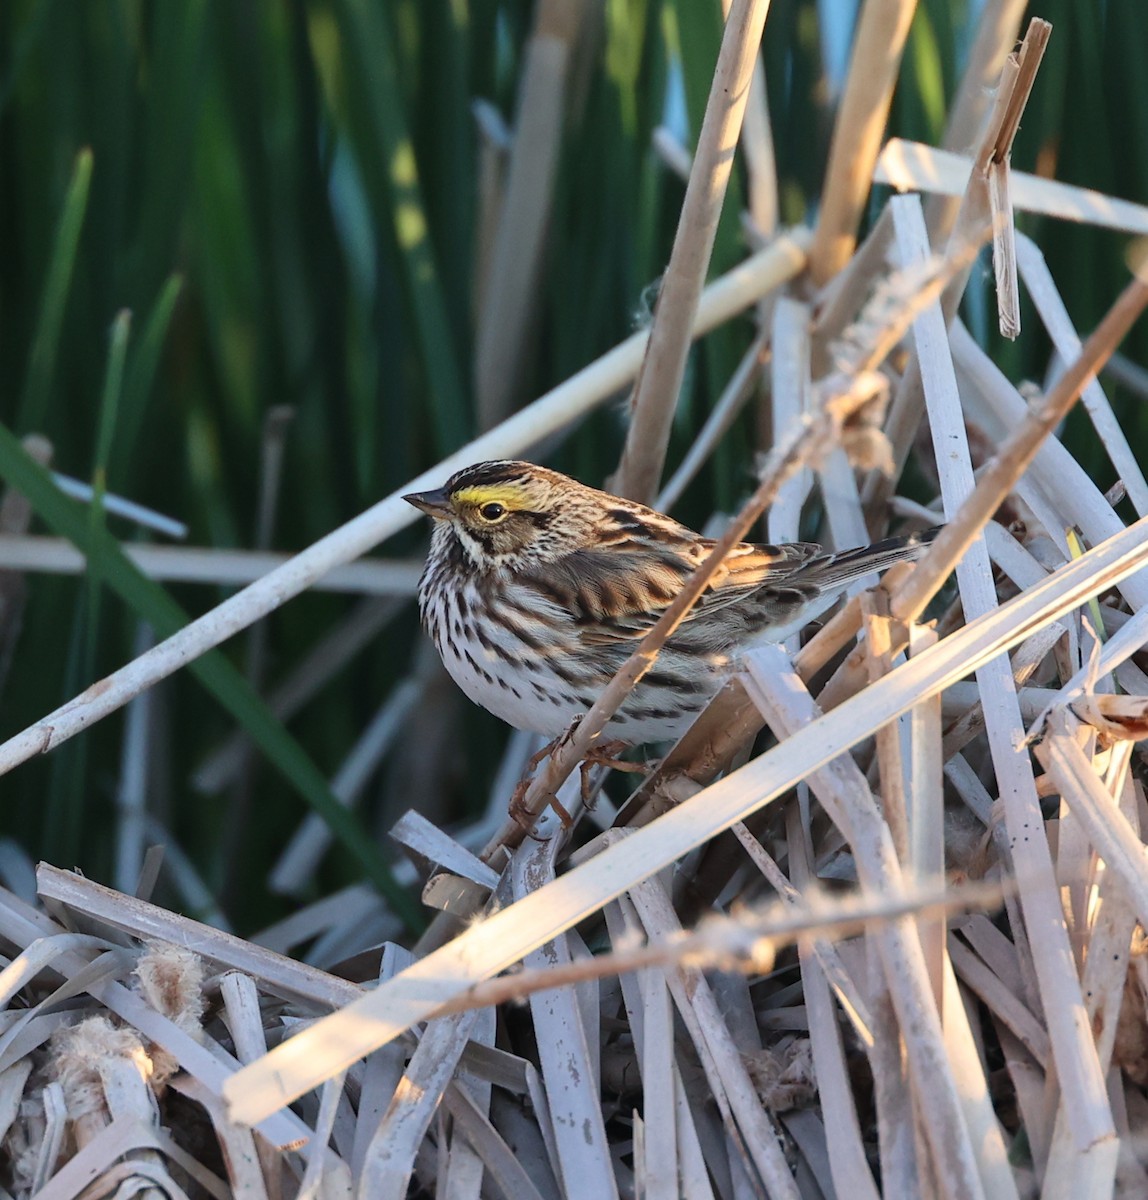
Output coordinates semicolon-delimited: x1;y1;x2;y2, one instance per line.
479;502;507;522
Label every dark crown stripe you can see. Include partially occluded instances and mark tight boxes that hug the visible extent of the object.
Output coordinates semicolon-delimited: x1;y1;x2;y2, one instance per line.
447;460;531;491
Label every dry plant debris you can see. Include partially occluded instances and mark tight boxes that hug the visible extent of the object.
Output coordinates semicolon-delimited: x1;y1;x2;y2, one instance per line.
2;8;1148;1200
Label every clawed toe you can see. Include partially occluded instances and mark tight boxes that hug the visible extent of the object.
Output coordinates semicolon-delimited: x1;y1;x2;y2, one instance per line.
507;730;645;828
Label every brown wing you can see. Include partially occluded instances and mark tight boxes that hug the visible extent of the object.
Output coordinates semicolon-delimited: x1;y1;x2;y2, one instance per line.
516;528;937;648
518;536;825;646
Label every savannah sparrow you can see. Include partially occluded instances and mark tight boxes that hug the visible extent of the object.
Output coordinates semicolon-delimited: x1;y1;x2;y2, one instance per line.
406;461;935;745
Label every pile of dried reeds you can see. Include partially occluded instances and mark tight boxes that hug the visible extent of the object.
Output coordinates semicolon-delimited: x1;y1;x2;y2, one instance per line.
3;3;1148;1197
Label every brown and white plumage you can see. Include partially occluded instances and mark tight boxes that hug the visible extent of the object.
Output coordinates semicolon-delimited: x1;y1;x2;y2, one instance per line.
406;460;935;744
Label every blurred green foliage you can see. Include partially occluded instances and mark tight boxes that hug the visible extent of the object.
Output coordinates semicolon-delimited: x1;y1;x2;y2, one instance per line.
0;0;1142;932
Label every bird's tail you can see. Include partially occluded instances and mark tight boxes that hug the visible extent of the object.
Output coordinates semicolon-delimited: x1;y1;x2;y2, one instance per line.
799;526;940;594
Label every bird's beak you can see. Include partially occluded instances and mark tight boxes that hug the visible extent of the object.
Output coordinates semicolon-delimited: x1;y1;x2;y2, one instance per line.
404;487;453;520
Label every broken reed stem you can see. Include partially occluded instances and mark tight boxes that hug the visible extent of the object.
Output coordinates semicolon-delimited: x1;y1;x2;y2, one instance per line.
989;159;1021;338
612;0;773;504
809;0;919;284
868;20;1050;510
894;269;1148;625
989;20;1052;166
945;18;1049;270
986;20;1051;339
429;879;1005;1018
925;0;1028;242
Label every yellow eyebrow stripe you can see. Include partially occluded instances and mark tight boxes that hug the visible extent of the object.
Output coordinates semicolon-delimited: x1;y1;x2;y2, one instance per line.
452;485;525;508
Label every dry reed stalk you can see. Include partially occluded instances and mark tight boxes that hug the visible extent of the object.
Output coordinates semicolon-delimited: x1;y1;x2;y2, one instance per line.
348;945;413;1175
861;590;910;859
1073;751;1140;1072
947;937;1051;1067
894;191;1120;1191
812;203;894;351
812;219;1148;722
766;298;813;549
626;875;800;1198
1035;717;1148;1195
601;894;717;1195
194;596;404;794
718;0;778;242
0;886;326;1159
1106;350;1148;395
474;0;588;429
744;649;986;1199
441;1050;546;1200
655;329;768;511
294;1069;346;1200
36;865;361;1011
784;807;880;1199
989;157;1021;338
922;16;1045;318
112;622;156;900
937;952;1023;1199
359;1014;477;1198
795;558;918;679
410;877;1002;1018
808;0;919;284
0;231;810;783
391;809;502;896
612;0;773;503
907;622;945;988
0;536;423;593
949;323;1148;620
738;825;876;1031
634;964;678;1197
742;56;778;238
172;1073;270;1196
508;836;618;1198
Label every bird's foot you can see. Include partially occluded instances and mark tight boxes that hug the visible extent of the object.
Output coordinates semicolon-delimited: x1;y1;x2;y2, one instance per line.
508;735;571;834
579;739;646;811
584;738;646;774
508;731;644;829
